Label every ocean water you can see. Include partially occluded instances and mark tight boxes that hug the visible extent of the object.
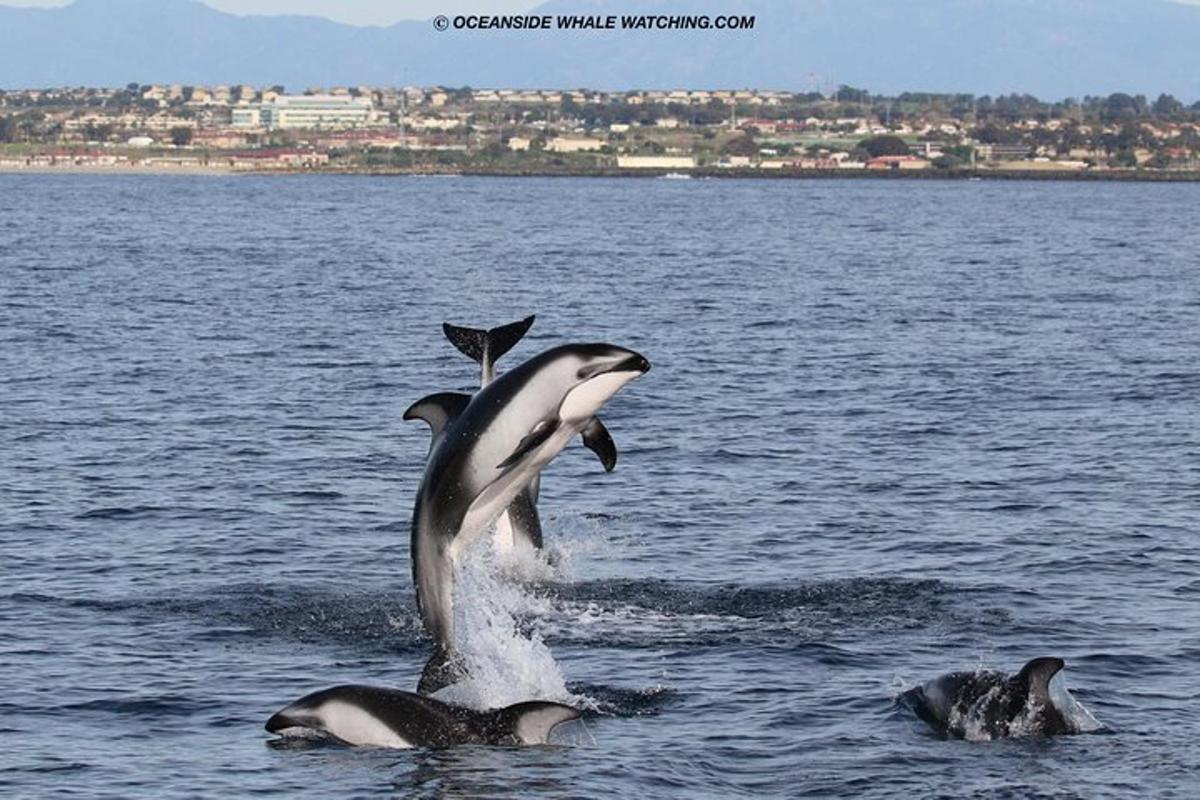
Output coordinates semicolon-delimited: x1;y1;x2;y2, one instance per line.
1;174;1198;798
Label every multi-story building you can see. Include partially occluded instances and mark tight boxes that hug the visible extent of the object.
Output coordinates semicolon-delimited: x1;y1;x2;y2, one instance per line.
231;95;375;130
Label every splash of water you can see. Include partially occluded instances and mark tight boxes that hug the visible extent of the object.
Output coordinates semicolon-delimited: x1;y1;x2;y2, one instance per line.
432;531;581;711
1048;673;1104;733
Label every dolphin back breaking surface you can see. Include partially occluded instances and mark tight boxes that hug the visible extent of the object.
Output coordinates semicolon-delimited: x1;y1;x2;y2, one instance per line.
899;657;1103;740
265;684;581;748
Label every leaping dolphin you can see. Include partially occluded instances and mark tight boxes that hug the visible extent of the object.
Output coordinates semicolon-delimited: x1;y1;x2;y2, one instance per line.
899;657;1093;739
404;342;650;693
414;315;616;555
266;685;581;748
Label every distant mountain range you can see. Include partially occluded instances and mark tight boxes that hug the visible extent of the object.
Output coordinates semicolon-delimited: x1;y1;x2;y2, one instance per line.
1;0;1198;99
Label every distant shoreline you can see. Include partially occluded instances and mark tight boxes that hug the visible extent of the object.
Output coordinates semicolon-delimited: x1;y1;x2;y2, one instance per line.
3;163;1200;182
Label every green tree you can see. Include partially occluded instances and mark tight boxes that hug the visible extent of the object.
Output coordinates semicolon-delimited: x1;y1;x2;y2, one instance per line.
720;135;757;157
170;127;193;147
857;134;909;157
0;115;14;143
945;144;975;163
1109;149;1138;168
1056;125;1087;156
84;123;113;142
479;142;506;160
1152;93;1183;116
1102;93;1143;121
972;123;1016;144
836;85;870;104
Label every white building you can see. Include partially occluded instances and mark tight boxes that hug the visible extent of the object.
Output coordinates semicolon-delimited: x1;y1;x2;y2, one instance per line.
233;95;376;130
231;107;263;128
546;136;604;153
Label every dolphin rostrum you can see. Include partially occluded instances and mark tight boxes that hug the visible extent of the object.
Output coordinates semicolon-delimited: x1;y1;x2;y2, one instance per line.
419;315;617;554
266;685;581;748
404;342;650;693
899;657;1091;739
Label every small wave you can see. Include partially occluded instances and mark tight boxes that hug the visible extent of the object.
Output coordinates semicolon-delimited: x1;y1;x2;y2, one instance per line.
62;584;427;655
568;683;681;717
74;505;166;520
4;761;96;775
58;694;212;719
538;576;951;620
275;490;345;501
525;577;973;650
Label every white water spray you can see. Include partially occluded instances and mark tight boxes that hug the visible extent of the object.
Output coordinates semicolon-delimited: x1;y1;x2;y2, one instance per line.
433;529;582;710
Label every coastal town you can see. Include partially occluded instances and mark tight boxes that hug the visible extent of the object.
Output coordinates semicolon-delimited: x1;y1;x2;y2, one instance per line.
2;83;1199;176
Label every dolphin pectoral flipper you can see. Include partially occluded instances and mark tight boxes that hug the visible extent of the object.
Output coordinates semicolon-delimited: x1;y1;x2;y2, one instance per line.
504;487;543;550
580;417;618;472
497;419;559;471
404;392;472;436
444;315;536;384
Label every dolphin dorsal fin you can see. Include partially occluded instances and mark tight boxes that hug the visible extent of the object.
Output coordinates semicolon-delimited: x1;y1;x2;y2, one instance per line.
496;701;582;745
580;417;618;472
443;315;535;384
403;392;471;438
1015;657;1065;701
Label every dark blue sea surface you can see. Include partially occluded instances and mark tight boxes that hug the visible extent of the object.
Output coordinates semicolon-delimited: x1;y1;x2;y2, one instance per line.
1;174;1198;798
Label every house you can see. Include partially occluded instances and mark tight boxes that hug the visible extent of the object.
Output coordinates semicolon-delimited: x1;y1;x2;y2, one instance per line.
739;118;777;134
192;128;250;149
508;137;531;151
546;136;604;153
226;149;330;169
979;143;1030;161
867;155;929;170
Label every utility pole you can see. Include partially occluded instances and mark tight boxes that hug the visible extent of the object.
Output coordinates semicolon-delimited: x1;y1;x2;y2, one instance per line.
399;88;407;144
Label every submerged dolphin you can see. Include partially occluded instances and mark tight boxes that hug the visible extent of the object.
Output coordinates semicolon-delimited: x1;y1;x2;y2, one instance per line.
266;685;580;748
900;657;1090;739
415;315;617;555
404;342;649;693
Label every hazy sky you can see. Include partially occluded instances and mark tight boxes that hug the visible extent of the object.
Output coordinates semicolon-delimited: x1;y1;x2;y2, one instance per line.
0;0;538;25
2;0;1199;27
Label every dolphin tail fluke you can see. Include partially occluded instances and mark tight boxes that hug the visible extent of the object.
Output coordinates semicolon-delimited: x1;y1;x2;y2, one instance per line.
443;315;535;383
491;701;582;744
417;647;467;696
